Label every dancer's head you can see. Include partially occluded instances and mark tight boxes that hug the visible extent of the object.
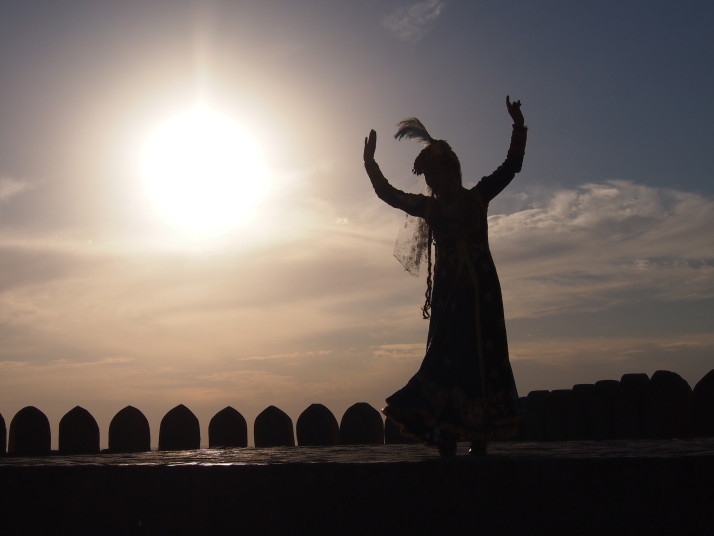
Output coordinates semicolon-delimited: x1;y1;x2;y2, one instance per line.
413;140;462;195
394;118;461;196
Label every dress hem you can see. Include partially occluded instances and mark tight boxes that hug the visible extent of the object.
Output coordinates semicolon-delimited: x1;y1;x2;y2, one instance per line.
382;404;522;447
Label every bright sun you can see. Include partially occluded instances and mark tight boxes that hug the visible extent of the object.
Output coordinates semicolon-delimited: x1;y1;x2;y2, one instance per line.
139;106;269;233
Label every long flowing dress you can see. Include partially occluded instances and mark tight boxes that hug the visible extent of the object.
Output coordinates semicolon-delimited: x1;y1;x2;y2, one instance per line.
365;126;527;445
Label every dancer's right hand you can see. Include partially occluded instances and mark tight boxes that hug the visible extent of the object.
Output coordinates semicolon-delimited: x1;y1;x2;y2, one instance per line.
364;129;377;163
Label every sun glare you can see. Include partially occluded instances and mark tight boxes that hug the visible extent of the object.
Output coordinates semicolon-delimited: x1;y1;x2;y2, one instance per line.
139;106;270;233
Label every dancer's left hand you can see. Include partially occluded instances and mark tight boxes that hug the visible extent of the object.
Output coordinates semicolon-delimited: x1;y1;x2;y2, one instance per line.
506;96;524;127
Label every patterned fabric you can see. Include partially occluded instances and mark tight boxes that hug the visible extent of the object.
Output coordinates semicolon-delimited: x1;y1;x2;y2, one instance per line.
365;126;527;445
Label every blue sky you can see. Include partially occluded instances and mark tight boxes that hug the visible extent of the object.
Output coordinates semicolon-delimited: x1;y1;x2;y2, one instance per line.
1;0;712;447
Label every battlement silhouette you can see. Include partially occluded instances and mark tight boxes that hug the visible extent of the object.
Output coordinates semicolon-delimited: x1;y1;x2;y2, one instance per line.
2;368;713;455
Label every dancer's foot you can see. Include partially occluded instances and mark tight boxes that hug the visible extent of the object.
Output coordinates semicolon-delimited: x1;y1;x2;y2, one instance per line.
437;430;457;457
468;440;488;456
439;443;456;458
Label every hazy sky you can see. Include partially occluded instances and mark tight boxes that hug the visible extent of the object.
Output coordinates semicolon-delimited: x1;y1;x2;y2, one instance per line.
1;0;713;447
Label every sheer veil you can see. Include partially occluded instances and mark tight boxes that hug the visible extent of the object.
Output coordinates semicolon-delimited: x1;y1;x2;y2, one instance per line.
393;177;431;277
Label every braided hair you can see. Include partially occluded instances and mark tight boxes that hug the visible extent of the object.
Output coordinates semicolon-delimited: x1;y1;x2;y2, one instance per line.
422;225;434;319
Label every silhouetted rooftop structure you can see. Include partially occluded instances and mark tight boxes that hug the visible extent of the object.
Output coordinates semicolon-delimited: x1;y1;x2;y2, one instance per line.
296;403;340;446
693;369;714;436
159;404;200;451
209;406;248;448
59;406;99;454
254;406;295;447
109;406;151;453
340;402;384;445
645;370;693;438
0;413;5;455
8;406;50;455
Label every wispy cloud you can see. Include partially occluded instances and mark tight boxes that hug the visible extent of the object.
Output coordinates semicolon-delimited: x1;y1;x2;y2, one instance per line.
492;180;714;318
382;0;449;44
231;350;333;362
49;356;136;368
0;176;32;204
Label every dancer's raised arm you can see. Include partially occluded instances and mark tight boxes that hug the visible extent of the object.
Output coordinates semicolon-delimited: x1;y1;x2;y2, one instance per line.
473;96;528;203
363;129;428;217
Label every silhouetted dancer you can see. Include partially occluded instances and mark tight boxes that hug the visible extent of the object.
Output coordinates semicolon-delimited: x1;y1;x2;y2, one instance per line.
363;96;527;457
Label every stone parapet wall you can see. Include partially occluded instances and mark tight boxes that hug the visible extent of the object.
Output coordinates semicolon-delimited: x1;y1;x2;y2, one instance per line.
1;455;712;533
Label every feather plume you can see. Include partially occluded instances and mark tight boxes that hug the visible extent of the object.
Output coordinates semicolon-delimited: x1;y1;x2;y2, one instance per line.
394;117;435;144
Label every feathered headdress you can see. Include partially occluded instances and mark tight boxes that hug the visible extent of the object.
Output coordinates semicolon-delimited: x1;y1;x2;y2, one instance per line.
394;117;458;178
394;117;435;144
